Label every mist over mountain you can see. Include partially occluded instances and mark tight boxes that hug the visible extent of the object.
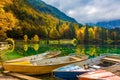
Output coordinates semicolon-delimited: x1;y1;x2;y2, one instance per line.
88;19;120;29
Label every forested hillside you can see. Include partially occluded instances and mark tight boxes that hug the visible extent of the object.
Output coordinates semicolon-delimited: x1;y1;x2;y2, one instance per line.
26;0;77;23
0;0;80;40
0;0;119;44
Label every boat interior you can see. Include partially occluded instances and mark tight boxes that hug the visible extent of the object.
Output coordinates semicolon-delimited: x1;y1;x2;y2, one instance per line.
31;55;85;66
27;51;61;61
69;55;120;70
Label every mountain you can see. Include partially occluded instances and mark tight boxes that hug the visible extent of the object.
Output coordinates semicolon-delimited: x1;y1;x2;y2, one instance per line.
93;20;120;29
0;0;80;40
26;0;77;23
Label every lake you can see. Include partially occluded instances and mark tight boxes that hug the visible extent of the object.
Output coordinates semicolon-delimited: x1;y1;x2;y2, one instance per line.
2;41;120;61
1;41;120;80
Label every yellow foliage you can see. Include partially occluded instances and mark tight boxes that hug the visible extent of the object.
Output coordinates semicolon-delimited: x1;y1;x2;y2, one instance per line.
6;12;18;28
5;38;15;52
76;26;86;43
0;6;18;37
23;44;28;52
24;34;28;42
33;44;39;51
75;45;85;55
93;26;100;40
0;30;7;39
59;23;71;38
74;24;79;32
33;34;39;42
88;28;95;40
50;27;60;39
88;47;97;56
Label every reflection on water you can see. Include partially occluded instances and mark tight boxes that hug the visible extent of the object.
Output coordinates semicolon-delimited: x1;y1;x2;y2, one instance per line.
75;45;85;55
88;45;98;57
23;44;28;52
4;42;120;60
33;44;39;51
23;43;39;52
6;38;15;52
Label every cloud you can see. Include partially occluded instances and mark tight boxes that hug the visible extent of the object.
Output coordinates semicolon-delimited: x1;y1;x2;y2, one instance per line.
43;0;120;24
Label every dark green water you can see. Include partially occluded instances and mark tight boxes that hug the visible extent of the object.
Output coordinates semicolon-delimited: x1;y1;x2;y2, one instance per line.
3;42;120;61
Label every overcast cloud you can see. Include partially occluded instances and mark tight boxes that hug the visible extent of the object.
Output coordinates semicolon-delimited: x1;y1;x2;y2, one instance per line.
43;0;120;24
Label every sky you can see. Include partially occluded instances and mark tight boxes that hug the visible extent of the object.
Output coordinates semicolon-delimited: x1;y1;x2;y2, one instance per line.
43;0;120;24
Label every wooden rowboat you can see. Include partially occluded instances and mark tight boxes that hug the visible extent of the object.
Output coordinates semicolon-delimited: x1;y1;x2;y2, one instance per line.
53;54;120;80
6;51;61;63
3;55;88;75
78;69;120;80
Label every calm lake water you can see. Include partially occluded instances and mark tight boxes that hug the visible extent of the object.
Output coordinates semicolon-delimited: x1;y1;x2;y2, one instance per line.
3;41;120;61
2;41;120;80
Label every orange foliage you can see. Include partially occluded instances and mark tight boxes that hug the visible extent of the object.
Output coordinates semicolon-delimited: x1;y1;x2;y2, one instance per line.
76;27;86;43
93;26;100;40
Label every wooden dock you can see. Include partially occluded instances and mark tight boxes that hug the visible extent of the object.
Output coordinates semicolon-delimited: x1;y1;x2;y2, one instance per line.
0;74;19;80
3;71;41;80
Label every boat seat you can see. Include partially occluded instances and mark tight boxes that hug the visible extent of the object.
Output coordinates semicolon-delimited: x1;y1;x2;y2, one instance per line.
69;56;81;61
102;57;120;63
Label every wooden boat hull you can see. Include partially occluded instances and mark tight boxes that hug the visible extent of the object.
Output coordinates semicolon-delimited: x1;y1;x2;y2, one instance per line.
53;55;105;80
54;71;87;80
4;61;82;75
53;64;90;80
78;69;120;80
4;55;87;75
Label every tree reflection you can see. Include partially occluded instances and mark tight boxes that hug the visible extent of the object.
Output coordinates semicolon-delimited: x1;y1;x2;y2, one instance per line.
88;45;98;57
6;38;15;52
23;44;28;52
33;43;39;51
75;45;85;55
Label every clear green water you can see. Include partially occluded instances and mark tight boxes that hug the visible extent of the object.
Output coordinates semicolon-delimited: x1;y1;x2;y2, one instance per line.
1;42;120;80
2;41;120;61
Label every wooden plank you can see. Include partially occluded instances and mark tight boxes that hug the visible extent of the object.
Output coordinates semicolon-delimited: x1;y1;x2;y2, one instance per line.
70;56;82;61
102;57;120;63
5;72;41;80
0;75;19;80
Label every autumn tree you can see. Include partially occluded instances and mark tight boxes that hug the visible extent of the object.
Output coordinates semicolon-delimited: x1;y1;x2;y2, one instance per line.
33;34;39;43
93;26;100;41
64;25;72;39
59;23;72;39
111;31;117;43
0;7;18;40
76;27;86;44
49;27;60;39
84;26;89;43
23;34;28;42
88;28;95;42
